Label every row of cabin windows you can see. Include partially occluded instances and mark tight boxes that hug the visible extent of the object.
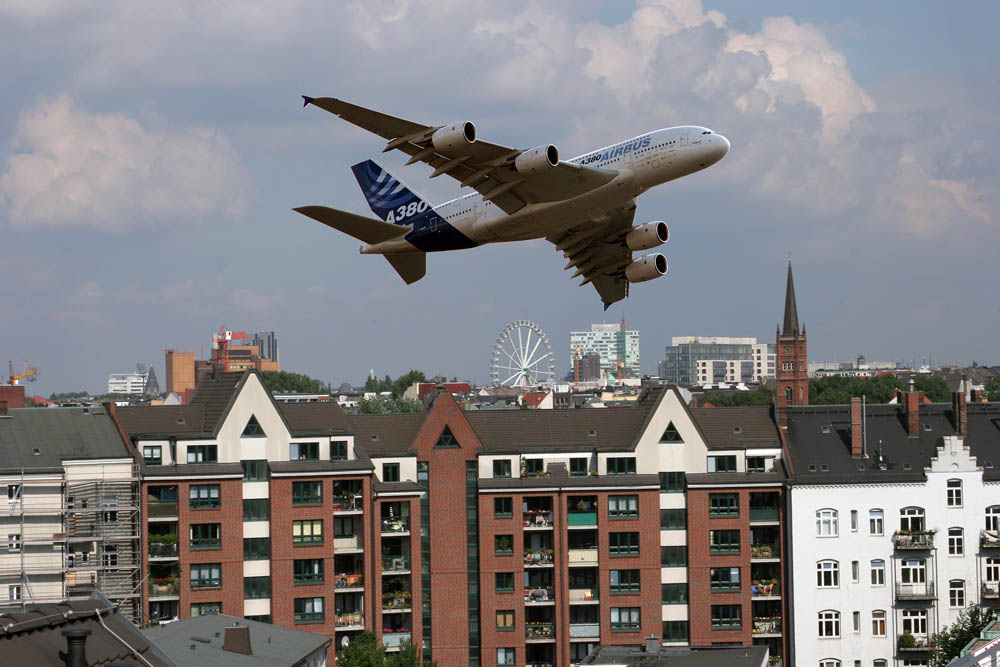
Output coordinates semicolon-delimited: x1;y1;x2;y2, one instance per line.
141;440;348;467
817;505;1000;536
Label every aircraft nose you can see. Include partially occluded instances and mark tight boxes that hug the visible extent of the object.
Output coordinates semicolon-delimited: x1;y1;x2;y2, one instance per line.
711;134;730;162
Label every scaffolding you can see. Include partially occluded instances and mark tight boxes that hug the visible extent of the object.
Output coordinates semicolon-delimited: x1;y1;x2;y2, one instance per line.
0;464;142;623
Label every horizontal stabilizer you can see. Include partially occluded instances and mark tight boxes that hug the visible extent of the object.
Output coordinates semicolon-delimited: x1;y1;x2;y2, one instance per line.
384;253;426;285
293;205;405;245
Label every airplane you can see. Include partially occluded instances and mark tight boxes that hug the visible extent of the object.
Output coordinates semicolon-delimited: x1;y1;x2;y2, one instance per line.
294;96;730;309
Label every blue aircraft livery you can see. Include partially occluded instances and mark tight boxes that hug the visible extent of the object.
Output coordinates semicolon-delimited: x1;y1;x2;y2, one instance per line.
579;135;652;165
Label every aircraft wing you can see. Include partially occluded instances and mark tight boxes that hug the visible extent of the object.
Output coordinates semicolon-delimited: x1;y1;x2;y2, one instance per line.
303;96;617;215
546;205;636;310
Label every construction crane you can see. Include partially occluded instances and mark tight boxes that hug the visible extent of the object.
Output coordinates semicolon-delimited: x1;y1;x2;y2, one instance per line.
7;361;37;386
211;326;248;371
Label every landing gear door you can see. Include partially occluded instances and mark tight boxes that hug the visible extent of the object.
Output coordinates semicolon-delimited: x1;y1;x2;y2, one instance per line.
679;132;688;147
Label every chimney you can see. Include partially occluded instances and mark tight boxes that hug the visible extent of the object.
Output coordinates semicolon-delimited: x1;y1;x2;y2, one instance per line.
952;391;968;435
906;391;922;437
0;401;7;416
644;634;660;654
774;392;788;429
971;389;982;403
850;397;863;458
223;624;252;656
61;628;91;667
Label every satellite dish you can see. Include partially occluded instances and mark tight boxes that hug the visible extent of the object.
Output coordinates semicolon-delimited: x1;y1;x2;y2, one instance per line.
341;635;350;648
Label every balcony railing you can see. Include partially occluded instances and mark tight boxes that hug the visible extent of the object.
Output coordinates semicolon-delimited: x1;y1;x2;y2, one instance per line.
333;495;363;512
147;501;177;519
149;578;180;597
335;612;363;628
981;582;999;599
525;587;555;602
382;593;411;610
982;530;1000;549
895;582;936;600
897;633;933;650
751;580;780;597
334;535;363;550
569;622;600;638
382;557;410;573
189;498;221;510
750;508;780;522
523;510;554;528
710;581;741;592
294;611;324;624
334;573;363;589
750;544;780;559
568;548;598;564
893;531;934;549
190;537;221;550
568;511;597;526
524;549;554;566
568;587;598;602
382;631;411;648
752;617;781;634
381;519;409;534
148;542;178;558
525;622;555;640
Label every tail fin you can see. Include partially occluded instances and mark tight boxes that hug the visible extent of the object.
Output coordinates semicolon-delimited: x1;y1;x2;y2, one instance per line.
351;159;435;227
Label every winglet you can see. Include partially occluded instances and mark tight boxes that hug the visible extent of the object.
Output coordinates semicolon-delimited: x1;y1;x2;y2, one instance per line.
301;95;315;107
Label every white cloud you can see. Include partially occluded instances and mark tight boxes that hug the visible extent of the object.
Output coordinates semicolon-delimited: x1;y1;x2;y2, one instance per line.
0;95;252;230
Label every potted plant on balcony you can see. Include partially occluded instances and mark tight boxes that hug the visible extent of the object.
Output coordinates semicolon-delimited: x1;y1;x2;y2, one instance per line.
899;630;918;649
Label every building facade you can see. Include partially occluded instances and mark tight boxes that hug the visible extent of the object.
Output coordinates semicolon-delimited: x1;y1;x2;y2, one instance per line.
659;337;774;386
107;364;151;395
569;323;639;379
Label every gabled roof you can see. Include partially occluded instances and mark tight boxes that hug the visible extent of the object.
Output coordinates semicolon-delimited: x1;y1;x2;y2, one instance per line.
348;413;427;456
0;407;132;472
689;406;781;449
279;401;352;435
186;370;250;435
116;405;207;437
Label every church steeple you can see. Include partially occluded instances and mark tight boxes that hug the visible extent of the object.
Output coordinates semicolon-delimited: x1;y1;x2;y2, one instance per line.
776;256;808;406
782;258;799;336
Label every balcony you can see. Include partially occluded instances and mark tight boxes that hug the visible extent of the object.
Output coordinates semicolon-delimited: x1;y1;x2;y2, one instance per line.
568;548;598;565
568;511;597;527
524;549;554;567
147;501;178;519
334;534;363;550
751;580;780;597
149;578;180;598
752;617;782;635
381;519;409;535
525;622;555;641
524;510;553;529
335;612;364;629
525;587;555;603
334;573;363;590
750;544;780;560
382;557;410;574
895;582;936;600
148;540;178;558
568;587;598;603
749;508;780;523
982;531;1000;549
382;631;411;649
569;622;600;638
981;582;999;599
190;537;221;550
897;633;933;651
333;495;363;512
294;611;324;624
382;592;411;612
893;531;934;549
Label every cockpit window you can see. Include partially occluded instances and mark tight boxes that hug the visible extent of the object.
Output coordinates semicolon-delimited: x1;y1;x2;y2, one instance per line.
702;130;712;134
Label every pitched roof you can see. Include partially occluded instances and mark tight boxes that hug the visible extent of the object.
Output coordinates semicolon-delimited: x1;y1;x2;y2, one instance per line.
186;370;248;435
116;405;207;437
689;406;781;449
348;413;426;456
279;402;352;435
0;408;131;472
269;460;373;475
782;260;799;336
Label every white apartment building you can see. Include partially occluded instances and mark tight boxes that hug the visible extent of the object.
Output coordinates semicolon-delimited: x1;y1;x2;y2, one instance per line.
569;323;640;378
108;365;150;394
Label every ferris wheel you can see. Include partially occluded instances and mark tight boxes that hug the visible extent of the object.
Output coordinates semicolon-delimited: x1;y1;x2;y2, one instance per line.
490;320;557;387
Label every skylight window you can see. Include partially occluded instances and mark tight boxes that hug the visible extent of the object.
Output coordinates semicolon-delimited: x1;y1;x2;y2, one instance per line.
923;424;932;432
857;463;865;471
587;429;597;437
32;448;40;456
733;426;742;434
821;425;831;434
903;463;912;470
370;434;379;441
820;464;829;472
808;464;817;472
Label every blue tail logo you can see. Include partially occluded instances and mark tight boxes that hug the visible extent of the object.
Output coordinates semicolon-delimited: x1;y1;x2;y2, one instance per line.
351;160;433;226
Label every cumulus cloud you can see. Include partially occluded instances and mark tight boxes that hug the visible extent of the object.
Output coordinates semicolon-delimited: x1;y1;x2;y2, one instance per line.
0;96;252;230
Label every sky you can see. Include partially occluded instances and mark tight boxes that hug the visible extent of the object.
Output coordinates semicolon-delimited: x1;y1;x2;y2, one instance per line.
1;0;997;395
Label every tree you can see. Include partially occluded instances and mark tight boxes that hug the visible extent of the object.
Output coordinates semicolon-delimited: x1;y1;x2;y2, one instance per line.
929;604;997;667
357;396;423;414
388;640;436;667
985;375;1000;401
338;632;387;667
808;374;951;405
259;371;327;394
697;387;773;407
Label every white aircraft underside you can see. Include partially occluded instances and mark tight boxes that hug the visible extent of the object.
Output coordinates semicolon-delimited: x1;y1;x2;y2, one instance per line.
294;96;730;308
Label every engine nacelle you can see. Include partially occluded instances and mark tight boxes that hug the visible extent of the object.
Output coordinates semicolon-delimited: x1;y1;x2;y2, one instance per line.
625;221;669;251
514;144;559;174
431;122;476;151
625;253;668;284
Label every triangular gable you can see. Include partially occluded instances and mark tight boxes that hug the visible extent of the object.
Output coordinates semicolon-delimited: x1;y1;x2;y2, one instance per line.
660;421;683;443
242;414;265;437
410;392;483;457
434;425;458;449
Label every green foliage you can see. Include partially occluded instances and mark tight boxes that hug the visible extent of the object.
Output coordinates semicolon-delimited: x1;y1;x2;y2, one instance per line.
364;370;427;398
697;388;773;407
49;391;89;400
338;632;387;667
809;374;951;404
389;640;435;667
929;604;997;667
259;371;327;394
985;376;1000;401
357;396;423;415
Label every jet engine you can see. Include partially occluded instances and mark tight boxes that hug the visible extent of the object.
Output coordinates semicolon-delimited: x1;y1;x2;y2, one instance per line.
625;221;669;251
625;253;668;283
432;122;476;151
515;144;559;174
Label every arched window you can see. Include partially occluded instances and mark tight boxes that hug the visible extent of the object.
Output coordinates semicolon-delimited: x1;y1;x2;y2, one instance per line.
818;610;840;637
901;609;927;636
870;559;885;586
900;558;927;584
869;509;883;535
948;527;964;555
785;386;793;400
986;505;1000;532
816;560;839;588
819;661;840;667
816;509;839;536
900;506;925;532
946;479;963;507
873;660;887;667
871;610;886;637
949;579;965;607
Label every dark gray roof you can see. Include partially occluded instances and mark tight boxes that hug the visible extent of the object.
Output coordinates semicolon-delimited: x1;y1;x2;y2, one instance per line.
348;413;426;456
270;460;372;475
279;402;352;435
689;406;780;449
373;480;425;494
0;593;175;666
480;466;660;491
580;644;768;666
186;370;248;435
687;471;785;486
143;614;330;667
116;405;208;437
142;463;244;478
0;407;132;471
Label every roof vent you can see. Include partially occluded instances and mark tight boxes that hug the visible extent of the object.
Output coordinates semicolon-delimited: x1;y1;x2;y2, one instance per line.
857;463;865;471
177;418;185;424
370;434;379;441
820;464;829;472
923;423;932;432
879;463;888;471
32;448;40;456
903;463;912;470
985;461;994;469
587;429;597;437
821;425;831;434
733;426;742;434
808;464;817;472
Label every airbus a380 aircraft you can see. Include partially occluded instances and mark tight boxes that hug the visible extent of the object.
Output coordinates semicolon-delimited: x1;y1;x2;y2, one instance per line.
295;96;730;308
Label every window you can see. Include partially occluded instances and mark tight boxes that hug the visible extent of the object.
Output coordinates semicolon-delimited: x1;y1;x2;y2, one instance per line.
494;535;513;555
661;546;686;567
609;532;639;557
569;457;588;476
900;559;926;584
900;506;925;532
746;457;768;473
241;459;268;481
189;484;220;509
872;610;886;636
819;661;840;667
709;493;738;516
662;620;689;642
662;583;687;604
187;445;217;463
870;560;885;586
707;455;737;473
243;498;268;521
330;440;348;460
949;527;964;555
8;534;21;553
610;607;640;631
901;609;927;636
660;509;685;530
294;597;324;623
143;446;162;466
782;361;793;371
382;463;400;482
191;602;221;616
873;661;887;667
608;495;638;518
711;605;741;629
817;561;839;588
8;585;21;601
850;510;858;531
949;580;965;607
852;560;860;583
607;457;636;475
659;471;685;492
986;557;1000;583
191;563;221;588
190;523;221;549
947;479;963;507
609;569;640;594
818;610;840;637
869;509;883;535
102;545;118;569
244;576;270;599
6;485;21;503
242;415;265;437
293;558;323;584
494;497;512;517
710;567;740;591
496;610;514;630
709;530;739;554
660;422;683;443
292;481;323;505
986;505;1000;532
243;537;269;560
290;442;319;461
852;610;860;633
493;459;511;478
495;572;514;592
497;648;515;666
292;520;323;545
816;509;839;536
244;615;271;624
